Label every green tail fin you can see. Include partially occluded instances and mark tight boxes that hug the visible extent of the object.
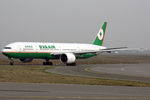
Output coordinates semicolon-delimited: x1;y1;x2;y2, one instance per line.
93;22;107;46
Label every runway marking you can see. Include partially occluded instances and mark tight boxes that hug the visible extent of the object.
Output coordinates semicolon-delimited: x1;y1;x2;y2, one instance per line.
84;67;101;74
0;96;150;100
84;67;112;76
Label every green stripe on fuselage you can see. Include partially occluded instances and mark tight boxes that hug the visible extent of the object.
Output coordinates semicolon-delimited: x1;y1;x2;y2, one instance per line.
3;52;96;59
3;52;58;59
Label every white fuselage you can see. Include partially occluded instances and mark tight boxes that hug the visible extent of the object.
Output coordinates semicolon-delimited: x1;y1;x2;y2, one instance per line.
3;42;106;53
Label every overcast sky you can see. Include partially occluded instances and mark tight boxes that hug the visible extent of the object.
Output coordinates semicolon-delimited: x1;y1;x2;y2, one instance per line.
0;0;150;49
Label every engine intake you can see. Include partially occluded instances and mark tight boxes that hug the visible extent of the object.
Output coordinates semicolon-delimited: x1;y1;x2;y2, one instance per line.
60;53;76;64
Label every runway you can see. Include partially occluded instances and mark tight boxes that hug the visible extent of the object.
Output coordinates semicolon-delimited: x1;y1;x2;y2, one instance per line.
0;82;150;100
91;64;150;77
48;64;150;83
0;63;150;100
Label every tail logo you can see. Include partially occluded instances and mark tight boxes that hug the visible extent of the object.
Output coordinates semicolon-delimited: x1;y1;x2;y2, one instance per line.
97;28;104;40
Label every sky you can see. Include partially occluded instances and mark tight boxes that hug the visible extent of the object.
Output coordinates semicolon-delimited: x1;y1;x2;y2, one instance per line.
0;0;150;50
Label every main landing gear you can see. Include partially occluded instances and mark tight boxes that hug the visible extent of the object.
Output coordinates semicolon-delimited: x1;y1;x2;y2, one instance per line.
66;63;76;66
9;58;14;65
43;59;53;65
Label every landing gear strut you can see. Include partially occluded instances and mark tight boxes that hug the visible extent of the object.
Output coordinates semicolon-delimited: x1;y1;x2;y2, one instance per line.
43;59;53;65
9;58;14;65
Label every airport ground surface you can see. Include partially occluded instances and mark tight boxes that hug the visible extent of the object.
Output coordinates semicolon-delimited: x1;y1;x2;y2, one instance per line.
0;82;150;100
0;54;150;100
48;64;150;83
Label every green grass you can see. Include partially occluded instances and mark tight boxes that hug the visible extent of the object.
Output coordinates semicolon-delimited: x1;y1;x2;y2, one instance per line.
0;65;150;87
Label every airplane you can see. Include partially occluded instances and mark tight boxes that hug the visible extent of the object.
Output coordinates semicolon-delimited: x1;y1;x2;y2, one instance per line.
2;22;127;66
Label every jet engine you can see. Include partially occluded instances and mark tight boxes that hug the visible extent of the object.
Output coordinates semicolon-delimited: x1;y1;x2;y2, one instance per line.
60;53;76;64
20;58;33;63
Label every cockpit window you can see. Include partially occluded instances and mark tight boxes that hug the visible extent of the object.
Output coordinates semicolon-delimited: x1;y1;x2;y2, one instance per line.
4;47;12;49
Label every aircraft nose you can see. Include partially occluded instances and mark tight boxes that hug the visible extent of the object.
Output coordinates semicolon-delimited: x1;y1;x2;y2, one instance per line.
2;47;7;54
2;49;8;57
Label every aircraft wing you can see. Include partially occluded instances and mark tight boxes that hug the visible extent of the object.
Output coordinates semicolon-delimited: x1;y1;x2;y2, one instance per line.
98;47;128;53
74;47;128;54
51;47;128;55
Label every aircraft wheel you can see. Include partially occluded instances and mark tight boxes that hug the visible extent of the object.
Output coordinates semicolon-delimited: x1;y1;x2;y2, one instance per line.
47;62;53;65
66;63;76;66
43;62;46;65
43;62;53;65
10;62;14;65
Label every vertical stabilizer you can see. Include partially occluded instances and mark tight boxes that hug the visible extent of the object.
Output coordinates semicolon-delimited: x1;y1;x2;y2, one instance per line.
93;22;107;46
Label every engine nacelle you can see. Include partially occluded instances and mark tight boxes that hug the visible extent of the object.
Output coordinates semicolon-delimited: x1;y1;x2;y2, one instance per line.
20;58;33;63
60;53;76;64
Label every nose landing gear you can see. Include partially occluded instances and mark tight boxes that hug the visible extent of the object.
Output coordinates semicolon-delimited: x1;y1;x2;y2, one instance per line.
9;58;14;65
